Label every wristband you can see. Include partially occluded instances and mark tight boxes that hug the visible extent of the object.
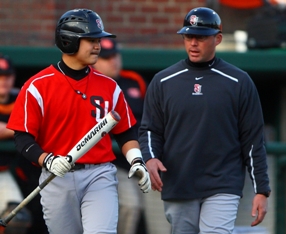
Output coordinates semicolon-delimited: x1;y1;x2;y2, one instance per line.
126;148;143;165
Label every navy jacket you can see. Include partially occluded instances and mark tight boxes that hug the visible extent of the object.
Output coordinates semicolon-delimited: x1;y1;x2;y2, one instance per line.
139;57;270;200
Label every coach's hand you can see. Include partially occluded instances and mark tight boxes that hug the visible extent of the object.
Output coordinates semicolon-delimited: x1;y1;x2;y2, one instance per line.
128;157;151;193
146;158;167;192
251;194;268;226
43;153;72;177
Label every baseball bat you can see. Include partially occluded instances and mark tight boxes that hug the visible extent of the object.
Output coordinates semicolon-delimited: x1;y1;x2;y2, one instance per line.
0;110;121;227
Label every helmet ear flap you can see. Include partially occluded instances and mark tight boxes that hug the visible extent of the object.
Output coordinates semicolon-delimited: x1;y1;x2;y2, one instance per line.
55;34;80;54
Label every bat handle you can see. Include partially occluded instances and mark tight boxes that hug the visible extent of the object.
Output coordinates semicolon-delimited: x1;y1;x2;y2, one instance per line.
0;173;56;226
39;173;57;189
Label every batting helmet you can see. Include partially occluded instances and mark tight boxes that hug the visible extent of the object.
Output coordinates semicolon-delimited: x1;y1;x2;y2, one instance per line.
55;9;116;54
177;7;222;36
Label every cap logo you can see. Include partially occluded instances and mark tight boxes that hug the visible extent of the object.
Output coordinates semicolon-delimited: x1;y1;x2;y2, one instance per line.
96;19;103;29
0;58;9;70
190;15;198;26
101;38;114;49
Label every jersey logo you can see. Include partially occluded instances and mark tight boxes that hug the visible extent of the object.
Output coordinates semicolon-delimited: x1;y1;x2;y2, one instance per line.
192;84;203;95
90;96;109;122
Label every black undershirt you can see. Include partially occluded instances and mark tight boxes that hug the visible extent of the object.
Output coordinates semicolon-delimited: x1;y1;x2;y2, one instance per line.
55;60;90;80
15;60;137;164
185;56;216;67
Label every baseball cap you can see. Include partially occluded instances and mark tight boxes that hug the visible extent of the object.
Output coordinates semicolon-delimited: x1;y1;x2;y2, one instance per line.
99;38;119;58
0;55;15;75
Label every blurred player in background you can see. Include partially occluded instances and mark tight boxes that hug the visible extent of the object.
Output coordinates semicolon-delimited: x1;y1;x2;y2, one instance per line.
15;153;49;233
94;38;171;234
0;54;31;234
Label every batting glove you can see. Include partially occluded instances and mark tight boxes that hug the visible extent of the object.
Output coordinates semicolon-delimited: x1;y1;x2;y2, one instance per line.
127;149;151;193
43;153;72;177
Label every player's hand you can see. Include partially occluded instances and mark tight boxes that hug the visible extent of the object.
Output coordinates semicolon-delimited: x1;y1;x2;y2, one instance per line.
251;194;268;226
146;158;167;192
43;153;72;177
128;157;151;193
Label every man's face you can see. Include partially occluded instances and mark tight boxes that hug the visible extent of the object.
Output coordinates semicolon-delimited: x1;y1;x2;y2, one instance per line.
74;38;101;68
0;74;15;99
93;53;122;80
183;33;222;63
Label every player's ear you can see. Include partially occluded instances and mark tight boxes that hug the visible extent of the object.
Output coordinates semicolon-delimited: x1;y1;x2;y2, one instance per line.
215;33;222;46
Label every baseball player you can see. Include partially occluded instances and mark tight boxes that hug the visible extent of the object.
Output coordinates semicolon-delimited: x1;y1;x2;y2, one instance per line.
0;55;31;234
138;7;271;234
93;38;146;234
0;55;21;214
94;38;171;234
7;8;151;234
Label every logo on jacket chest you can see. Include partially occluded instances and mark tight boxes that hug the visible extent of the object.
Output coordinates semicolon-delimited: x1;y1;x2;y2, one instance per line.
192;84;203;95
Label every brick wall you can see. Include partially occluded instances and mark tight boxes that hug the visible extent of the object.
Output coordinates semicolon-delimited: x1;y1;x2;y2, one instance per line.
0;0;206;49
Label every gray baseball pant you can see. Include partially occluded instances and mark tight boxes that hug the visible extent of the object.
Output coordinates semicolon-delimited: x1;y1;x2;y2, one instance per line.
39;162;118;234
164;193;240;234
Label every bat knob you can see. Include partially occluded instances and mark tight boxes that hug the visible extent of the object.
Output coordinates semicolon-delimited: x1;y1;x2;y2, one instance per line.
0;219;7;227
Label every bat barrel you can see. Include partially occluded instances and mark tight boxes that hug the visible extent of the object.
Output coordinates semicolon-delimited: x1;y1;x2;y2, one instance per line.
69;110;121;163
110;110;121;122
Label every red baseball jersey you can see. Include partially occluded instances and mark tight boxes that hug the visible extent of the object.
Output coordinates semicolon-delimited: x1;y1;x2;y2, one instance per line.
7;65;136;164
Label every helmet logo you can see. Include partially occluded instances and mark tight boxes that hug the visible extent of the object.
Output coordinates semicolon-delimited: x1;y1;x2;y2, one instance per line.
96;19;103;29
190;15;198;26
